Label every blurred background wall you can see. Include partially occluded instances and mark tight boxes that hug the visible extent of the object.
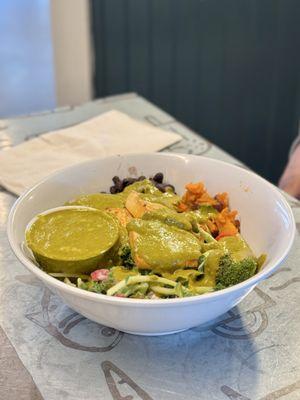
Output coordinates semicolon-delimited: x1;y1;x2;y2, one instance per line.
0;0;300;184
0;0;56;116
0;0;92;117
91;0;300;183
51;0;92;107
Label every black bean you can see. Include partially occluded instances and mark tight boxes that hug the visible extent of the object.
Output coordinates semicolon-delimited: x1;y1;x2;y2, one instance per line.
163;184;175;193
122;177;137;188
154;183;166;192
116;182;124;191
212;229;219;238
112;176;121;184
234;219;241;232
153;172;164;183
213;202;223;212
110;186;118;194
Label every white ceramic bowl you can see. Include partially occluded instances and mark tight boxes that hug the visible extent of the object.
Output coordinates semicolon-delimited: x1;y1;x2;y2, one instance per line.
7;153;295;335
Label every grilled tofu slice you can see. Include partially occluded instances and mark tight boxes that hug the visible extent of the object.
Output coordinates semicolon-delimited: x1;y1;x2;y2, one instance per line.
127;219;201;272
125;191;164;218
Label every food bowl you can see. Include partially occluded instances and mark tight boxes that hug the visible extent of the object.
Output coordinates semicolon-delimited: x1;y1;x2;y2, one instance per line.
7;153;295;335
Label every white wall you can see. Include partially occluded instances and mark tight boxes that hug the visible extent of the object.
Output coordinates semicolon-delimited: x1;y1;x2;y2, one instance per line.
0;0;56;117
51;0;93;107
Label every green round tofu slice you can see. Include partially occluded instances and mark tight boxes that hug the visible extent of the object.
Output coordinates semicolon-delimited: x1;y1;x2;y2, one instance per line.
26;208;119;261
127;219;201;272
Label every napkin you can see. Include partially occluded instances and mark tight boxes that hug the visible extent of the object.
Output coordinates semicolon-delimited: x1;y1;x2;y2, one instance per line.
0;110;181;195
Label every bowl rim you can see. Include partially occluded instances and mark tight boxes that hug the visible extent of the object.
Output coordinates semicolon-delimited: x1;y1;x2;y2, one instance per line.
7;152;296;307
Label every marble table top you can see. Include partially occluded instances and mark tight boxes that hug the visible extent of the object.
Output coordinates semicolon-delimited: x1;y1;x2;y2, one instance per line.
0;93;299;400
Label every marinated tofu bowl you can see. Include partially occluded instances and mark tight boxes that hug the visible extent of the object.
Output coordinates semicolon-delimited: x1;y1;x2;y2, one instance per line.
7;153;295;335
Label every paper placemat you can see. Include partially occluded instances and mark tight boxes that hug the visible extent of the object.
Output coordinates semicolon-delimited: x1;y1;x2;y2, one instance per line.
0;110;181;195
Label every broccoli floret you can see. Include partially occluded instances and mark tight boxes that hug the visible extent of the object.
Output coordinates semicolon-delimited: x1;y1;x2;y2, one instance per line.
77;275;115;294
215;254;257;290
119;245;135;269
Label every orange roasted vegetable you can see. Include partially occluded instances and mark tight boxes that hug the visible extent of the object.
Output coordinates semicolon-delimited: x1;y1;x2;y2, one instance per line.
178;182;239;239
214;192;229;211
178;182;217;211
214;208;238;239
